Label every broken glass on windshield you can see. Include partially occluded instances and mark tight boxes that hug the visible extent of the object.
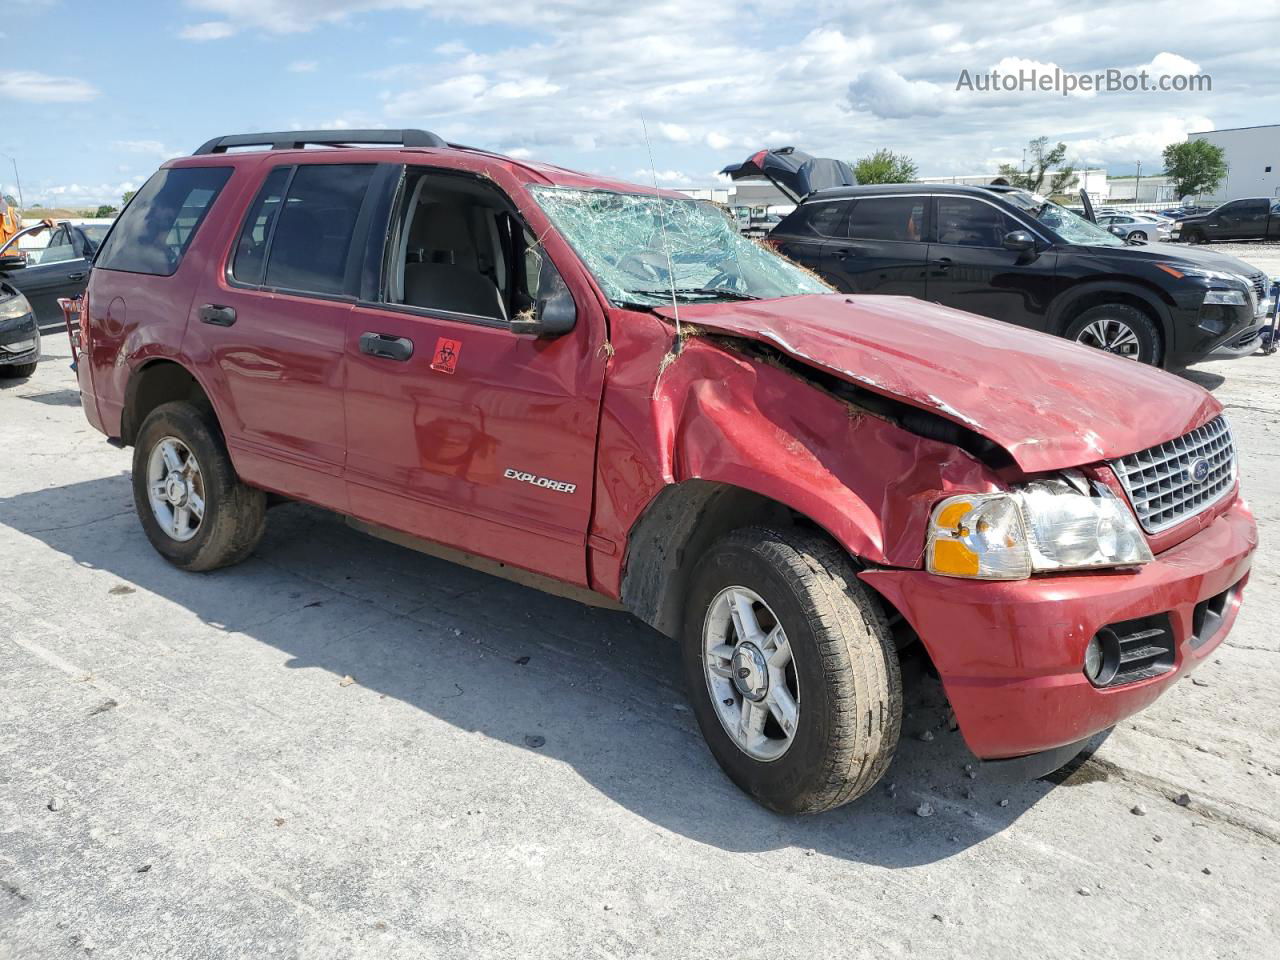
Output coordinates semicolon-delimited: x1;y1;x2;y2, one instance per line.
530;186;831;307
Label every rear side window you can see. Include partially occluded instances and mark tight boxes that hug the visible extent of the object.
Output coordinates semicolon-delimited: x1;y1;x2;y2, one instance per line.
260;164;375;296
792;201;848;237
95;166;232;276
232;166;290;286
844;196;926;242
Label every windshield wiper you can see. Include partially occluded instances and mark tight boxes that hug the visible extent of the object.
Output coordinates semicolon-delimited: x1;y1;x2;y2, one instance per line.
627;286;761;302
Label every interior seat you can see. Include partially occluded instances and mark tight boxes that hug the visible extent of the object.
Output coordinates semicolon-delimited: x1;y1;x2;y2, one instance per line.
404;262;505;318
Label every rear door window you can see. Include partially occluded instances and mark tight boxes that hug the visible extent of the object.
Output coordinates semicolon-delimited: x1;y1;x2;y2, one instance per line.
844;196;926;242
95;166;233;276
232;166;290;286
794;201;849;237
261;164;375;297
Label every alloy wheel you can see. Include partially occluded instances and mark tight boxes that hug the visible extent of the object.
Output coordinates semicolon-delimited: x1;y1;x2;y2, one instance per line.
146;436;206;542
702;586;800;761
1076;318;1141;359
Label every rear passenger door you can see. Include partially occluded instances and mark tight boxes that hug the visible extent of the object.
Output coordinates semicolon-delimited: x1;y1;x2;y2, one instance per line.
188;160;381;510
768;200;848;282
821;195;929;295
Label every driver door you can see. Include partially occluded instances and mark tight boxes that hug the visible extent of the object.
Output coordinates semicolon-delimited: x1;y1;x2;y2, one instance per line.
0;223;91;328
925;195;1057;332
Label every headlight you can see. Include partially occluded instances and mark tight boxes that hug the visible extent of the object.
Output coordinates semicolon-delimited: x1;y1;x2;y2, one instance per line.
0;294;33;322
1203;289;1248;306
926;479;1153;580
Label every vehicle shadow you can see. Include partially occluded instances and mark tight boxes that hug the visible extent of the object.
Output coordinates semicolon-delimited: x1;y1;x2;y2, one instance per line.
0;472;1086;868
1177;367;1227;391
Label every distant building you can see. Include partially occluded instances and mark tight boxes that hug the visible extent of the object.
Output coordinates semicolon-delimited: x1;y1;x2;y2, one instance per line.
1105;174;1176;204
1187;124;1280;203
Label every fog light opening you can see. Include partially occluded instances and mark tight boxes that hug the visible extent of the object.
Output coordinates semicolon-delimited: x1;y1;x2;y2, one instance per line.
1084;629;1121;687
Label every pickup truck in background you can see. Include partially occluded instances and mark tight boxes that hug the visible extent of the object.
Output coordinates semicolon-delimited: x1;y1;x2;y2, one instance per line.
1172;197;1280;244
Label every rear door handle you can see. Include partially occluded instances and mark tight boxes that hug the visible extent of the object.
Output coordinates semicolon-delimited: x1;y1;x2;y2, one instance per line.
67;272;87;282
834;248;853;260
929;258;953;270
198;304;237;327
359;332;414;362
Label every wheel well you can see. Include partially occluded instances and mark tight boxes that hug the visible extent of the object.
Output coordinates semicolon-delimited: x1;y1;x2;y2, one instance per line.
121;360;215;446
1056;289;1167;350
621;480;821;638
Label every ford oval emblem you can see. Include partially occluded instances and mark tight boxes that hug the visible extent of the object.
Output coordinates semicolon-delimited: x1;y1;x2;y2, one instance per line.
1188;457;1211;483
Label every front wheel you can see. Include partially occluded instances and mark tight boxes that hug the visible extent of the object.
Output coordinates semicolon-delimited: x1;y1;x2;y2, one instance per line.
1064;304;1163;365
682;526;902;814
131;401;266;571
0;361;37;378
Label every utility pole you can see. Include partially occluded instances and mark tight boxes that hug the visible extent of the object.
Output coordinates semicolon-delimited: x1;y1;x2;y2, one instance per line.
1135;160;1142;203
0;150;24;211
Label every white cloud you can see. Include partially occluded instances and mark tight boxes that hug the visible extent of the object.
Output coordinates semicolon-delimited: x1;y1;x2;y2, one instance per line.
0;71;98;102
179;21;235;40
848;67;955;119
113;140;182;161
288;59;319;72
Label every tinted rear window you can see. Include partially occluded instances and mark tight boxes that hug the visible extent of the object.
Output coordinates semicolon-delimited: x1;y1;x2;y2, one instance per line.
789;201;848;237
95;166;232;276
845;196;926;242
262;164;374;296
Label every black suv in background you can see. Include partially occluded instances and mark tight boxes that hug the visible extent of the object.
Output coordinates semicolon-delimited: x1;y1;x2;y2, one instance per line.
764;183;1270;367
1171;198;1280;244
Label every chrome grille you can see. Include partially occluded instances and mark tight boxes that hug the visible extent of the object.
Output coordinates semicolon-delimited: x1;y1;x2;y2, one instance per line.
1111;416;1236;534
1249;272;1269;314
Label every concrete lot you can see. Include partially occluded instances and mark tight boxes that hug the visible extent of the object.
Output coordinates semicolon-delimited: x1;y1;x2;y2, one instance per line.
3;283;1280;958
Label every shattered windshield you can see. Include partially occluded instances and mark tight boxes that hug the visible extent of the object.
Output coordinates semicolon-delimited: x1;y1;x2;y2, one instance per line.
530;186;831;306
1002;190;1125;247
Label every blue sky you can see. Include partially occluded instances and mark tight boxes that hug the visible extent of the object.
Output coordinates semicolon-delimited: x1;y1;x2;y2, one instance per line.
3;0;1278;208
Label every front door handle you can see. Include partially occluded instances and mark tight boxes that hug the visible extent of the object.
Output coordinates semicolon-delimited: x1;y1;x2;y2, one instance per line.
929;257;953;271
199;304;237;327
834;248;853;260
359;332;414;362
67;272;87;282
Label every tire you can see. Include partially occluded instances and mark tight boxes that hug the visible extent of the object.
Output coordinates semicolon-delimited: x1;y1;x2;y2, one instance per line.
0;361;37;378
1129;230;1147;242
131;401;266;571
1186;229;1207;244
681;526;902;814
1064;303;1163;365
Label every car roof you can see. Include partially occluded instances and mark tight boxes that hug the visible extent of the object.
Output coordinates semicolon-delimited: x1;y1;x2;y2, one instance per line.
166;129;688;198
805;182;1021;201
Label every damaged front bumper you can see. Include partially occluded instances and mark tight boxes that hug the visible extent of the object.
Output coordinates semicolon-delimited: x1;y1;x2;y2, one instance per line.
861;497;1256;766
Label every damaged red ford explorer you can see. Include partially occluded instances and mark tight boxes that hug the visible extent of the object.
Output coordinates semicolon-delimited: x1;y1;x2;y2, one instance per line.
69;130;1256;813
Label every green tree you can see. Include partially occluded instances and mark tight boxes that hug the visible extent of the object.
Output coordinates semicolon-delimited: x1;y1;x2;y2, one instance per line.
1161;140;1227;199
93;204;118;218
852;148;918;184
121;190;136;207
997;137;1076;195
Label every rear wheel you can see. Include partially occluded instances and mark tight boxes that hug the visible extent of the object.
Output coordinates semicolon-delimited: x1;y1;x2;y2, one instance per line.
1129;230;1147;242
682;526;902;814
131;401;266;571
1065;304;1163;365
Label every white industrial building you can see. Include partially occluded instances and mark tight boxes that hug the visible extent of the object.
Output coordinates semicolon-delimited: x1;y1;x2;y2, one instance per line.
1188;124;1280;203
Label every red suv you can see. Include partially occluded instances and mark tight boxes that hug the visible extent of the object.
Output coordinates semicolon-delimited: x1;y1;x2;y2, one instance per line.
72;129;1256;814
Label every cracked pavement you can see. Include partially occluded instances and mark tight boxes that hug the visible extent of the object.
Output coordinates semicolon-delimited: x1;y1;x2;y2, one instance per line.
2;307;1279;959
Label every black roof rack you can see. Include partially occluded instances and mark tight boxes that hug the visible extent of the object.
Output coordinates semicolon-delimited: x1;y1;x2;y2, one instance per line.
192;129;447;156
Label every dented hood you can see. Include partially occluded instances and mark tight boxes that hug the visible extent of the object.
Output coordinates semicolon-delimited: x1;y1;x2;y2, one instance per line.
657;294;1220;473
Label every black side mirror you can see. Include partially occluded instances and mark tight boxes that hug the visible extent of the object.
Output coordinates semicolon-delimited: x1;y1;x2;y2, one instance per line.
1107;225;1129;238
510;255;577;338
1002;230;1036;253
0;254;25;271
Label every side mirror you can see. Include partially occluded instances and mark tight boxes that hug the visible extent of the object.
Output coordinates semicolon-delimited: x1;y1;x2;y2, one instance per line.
0;254;25;271
1107;225;1128;238
1002;230;1036;253
510;255;577;338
